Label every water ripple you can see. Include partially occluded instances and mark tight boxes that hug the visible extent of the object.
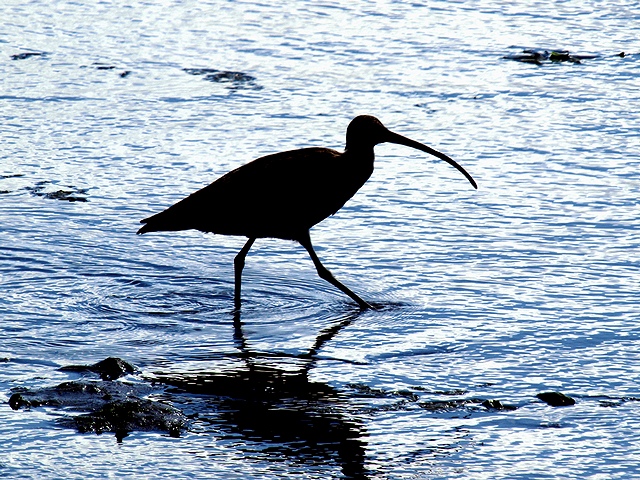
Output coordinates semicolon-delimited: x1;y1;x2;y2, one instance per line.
2;0;640;478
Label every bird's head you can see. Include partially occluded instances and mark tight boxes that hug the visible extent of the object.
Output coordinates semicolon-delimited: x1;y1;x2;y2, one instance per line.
345;115;392;150
345;115;477;189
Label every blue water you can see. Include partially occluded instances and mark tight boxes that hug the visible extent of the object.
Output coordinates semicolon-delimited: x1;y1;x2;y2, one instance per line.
1;1;639;478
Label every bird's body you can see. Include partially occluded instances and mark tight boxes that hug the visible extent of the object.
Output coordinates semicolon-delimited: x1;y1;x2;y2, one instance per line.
138;115;477;309
138;146;373;240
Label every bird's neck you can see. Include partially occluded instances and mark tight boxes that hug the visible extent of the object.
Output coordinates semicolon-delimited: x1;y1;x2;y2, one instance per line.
344;145;375;163
342;146;375;182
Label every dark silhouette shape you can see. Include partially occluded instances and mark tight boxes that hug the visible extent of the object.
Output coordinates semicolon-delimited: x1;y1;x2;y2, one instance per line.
157;308;369;478
138;115;477;309
536;391;576;407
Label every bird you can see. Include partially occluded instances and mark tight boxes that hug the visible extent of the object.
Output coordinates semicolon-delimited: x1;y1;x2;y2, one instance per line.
137;115;477;310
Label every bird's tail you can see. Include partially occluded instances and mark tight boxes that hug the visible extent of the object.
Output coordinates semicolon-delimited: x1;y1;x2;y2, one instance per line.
137;210;192;235
136;222;153;235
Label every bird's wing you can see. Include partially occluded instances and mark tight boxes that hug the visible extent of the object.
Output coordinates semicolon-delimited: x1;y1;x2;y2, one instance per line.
139;147;350;238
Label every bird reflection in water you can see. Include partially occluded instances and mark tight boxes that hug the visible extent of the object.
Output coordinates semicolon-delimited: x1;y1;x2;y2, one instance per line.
156;308;369;479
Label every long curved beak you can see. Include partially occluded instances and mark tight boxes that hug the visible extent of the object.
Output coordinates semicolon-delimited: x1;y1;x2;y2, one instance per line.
386;131;478;189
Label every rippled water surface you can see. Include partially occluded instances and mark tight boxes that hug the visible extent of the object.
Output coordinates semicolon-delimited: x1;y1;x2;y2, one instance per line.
1;1;639;478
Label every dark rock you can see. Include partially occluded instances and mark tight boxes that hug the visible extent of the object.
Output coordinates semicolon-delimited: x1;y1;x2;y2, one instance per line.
182;68;260;89
92;63;116;70
44;190;88;202
549;50;576;63
430;389;468;396
348;384;518;413
24;181;88;202
536;391;576;407
183;67;219;76
60;357;136;380
419;398;482;412
204;71;256;83
67;399;187;442
9;380;142;410
9;379;187;440
347;383;392;398
598;396;640;407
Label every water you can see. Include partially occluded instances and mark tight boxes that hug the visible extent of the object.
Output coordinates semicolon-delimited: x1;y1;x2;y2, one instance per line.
1;0;639;478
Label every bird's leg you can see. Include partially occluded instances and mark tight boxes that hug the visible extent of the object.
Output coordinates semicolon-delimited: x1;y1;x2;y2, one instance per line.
234;237;256;309
298;233;373;310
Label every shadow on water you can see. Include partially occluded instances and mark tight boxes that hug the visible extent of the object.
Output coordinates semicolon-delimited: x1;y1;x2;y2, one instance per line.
8;307;370;477
155;308;369;479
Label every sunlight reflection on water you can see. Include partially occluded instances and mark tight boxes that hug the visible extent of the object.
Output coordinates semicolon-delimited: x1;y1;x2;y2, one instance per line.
1;0;640;478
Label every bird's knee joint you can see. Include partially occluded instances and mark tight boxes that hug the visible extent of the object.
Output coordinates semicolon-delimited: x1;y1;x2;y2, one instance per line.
234;255;246;270
316;266;334;281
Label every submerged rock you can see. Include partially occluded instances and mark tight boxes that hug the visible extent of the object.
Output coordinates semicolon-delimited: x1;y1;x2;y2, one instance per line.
183;67;255;82
481;399;518;411
9;379;188;441
504;48;598;65
25;181;88;202
11;52;45;60
92;62;116;70
418;398;482;412
84;62;132;78
348;383;518;413
183;67;261;89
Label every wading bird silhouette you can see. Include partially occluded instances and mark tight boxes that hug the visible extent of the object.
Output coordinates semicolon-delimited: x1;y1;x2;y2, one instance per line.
138;115;477;310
